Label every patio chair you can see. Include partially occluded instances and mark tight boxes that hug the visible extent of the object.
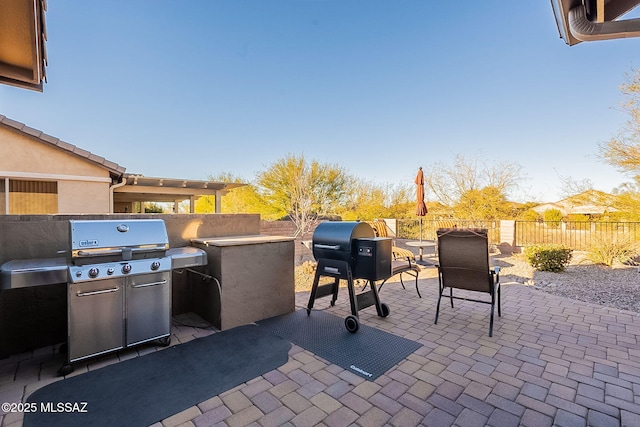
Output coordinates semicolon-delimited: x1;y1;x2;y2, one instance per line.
365;220;422;297
368;219;416;261
434;228;501;336
377;258;422;297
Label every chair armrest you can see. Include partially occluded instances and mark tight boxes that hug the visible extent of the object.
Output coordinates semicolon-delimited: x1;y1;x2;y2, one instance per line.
392;246;415;261
390;259;421;275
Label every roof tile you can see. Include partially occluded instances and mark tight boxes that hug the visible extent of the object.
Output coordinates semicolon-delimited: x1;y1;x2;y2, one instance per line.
55;140;76;152
20;126;43;138
71;146;92;158
39;133;61;145
0;116;25;131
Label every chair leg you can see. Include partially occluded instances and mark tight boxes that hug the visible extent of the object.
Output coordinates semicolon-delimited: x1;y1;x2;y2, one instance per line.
449;288;454;308
489;291;495;337
435;283;443;324
378;278;388;292
398;274;407;290
413;271;421;298
497;284;501;317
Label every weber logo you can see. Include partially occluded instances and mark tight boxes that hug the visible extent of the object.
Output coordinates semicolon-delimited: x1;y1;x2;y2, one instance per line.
79;239;99;247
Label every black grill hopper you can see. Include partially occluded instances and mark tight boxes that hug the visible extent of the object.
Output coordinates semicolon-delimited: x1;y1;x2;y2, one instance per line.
307;221;392;332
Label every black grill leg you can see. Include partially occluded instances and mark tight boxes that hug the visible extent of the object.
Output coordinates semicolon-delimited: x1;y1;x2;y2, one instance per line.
331;277;339;306
369;280;386;317
346;274;359;318
307;269;323;315
308;259;349;314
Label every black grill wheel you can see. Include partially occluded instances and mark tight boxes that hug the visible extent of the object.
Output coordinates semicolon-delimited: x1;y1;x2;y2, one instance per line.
380;303;390;318
345;315;359;333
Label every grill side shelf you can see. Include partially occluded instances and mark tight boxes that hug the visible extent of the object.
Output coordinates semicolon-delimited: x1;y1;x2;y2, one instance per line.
0;258;69;289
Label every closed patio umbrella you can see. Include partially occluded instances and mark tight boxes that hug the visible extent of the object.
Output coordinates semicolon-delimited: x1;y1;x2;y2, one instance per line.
415;167;428;241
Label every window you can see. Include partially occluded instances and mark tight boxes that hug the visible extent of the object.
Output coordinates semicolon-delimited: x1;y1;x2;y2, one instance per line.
4;179;58;214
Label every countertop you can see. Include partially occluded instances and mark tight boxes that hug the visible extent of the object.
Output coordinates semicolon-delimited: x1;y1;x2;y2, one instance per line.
191;235;295;247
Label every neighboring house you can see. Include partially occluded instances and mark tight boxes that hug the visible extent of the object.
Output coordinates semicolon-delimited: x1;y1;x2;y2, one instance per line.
532;190;619;217
0;115;243;214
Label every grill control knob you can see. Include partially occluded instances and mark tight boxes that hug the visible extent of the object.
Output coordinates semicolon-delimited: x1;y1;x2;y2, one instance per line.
122;264;132;274
151;261;161;271
107;267;115;275
88;268;99;278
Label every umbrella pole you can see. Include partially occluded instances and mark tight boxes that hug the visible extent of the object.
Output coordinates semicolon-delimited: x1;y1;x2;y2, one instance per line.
419;218;423;242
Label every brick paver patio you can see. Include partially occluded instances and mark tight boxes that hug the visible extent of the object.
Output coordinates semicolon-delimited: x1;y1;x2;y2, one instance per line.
1;273;639;427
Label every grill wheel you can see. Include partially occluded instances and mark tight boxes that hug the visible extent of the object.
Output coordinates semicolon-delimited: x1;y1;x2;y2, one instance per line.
345;315;359;333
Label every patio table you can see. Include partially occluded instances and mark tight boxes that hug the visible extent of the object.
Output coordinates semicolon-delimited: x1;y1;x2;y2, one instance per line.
405;240;436;265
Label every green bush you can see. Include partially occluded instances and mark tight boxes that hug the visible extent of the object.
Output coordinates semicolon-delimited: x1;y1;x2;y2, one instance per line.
587;235;638;267
524;244;573;272
543;209;563;228
144;203;164;213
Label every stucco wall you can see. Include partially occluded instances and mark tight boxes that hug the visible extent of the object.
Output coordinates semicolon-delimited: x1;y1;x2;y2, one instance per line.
57;181;111;214
0;126;112;214
0;127;109;177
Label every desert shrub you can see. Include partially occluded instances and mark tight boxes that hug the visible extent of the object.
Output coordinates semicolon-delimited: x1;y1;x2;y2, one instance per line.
543;209;563;228
587;235;638;266
524;244;572;272
519;209;541;221
300;260;317;275
144;203;164;213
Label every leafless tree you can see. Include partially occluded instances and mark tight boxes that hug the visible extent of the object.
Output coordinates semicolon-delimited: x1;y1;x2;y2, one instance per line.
600;68;640;174
424;153;523;208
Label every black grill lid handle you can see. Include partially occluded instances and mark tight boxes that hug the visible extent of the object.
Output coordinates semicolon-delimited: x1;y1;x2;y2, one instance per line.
314;244;341;251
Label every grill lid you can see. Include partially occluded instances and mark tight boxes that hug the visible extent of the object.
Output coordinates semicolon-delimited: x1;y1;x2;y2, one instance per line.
312;221;375;262
69;219;169;262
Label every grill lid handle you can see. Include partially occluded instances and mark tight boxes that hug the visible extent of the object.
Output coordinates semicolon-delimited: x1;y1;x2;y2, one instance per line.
74;245;167;258
313;244;341;251
76;248;122;257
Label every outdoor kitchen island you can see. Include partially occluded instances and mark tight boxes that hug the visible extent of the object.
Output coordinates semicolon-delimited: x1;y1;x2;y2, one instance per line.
191;234;295;330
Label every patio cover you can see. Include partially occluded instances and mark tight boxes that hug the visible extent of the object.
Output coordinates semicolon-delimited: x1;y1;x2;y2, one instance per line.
112;174;246;213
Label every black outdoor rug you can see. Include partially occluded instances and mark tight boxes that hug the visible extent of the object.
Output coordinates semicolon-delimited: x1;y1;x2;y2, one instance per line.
257;309;422;381
24;324;291;427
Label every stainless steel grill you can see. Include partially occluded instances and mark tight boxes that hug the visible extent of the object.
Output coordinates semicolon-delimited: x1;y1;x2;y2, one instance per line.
307;221;392;333
60;219;174;375
0;219;209;374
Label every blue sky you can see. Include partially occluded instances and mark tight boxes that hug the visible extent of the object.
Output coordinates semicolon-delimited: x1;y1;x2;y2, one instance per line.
2;0;639;203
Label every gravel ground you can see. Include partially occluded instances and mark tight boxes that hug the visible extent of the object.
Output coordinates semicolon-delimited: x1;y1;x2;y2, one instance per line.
492;251;640;315
295;252;640;314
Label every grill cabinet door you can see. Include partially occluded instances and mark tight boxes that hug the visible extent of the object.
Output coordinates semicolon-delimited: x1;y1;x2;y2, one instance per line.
126;271;171;346
68;279;125;362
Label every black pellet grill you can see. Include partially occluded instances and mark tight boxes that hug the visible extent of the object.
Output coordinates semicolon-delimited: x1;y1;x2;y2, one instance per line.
307;221;392;332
